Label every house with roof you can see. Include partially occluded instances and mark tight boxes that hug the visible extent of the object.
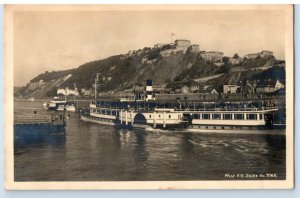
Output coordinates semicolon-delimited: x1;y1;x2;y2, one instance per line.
223;85;240;94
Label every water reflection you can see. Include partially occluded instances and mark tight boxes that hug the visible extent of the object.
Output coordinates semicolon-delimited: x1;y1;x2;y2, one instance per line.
14;101;286;181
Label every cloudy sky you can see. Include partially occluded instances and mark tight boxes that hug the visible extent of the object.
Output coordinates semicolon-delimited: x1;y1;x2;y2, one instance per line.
14;8;286;86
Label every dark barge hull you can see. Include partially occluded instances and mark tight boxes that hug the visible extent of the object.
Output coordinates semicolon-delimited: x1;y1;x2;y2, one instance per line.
14;123;66;148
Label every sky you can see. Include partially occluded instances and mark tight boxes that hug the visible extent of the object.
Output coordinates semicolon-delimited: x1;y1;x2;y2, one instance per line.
13;8;286;86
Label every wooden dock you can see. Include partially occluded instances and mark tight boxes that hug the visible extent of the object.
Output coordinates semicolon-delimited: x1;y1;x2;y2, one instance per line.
14;115;65;125
14;117;51;125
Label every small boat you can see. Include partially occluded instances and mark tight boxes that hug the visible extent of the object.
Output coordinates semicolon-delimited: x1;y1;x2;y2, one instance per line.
57;105;65;111
28;97;35;102
80;101;120;126
65;103;76;112
43;96;67;111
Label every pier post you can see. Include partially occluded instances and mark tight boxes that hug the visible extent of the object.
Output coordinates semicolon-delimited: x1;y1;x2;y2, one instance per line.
125;111;128;125
163;111;166;128
131;111;134;125
120;110;123;124
153;112;156;128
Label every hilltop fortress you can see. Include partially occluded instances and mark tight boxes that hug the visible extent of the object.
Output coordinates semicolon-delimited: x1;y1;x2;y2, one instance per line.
136;39;274;65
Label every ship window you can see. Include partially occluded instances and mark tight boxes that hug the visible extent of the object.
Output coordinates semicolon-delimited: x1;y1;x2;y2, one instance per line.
259;114;263;120
149;115;152;118
234;114;244;120
169;115;171;119
112;111;116;116
159;115;161;118
101;110;105;114
212;114;221;120
202;114;210;119
224;114;232;120
193;114;200;119
247;114;257;120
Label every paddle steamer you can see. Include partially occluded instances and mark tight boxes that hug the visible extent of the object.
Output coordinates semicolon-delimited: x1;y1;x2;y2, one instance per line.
80;76;284;133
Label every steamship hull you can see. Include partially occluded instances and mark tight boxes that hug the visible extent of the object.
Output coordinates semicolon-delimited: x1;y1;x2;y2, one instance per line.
80;113;120;126
81;103;284;134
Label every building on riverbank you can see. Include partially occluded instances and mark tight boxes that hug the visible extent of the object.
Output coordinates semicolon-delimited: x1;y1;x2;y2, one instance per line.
223;85;240;94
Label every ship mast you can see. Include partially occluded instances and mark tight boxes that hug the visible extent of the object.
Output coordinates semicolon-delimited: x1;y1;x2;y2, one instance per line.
94;73;101;102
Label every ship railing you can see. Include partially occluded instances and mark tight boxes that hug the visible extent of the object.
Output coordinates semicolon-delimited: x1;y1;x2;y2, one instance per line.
173;106;278;112
91;101;278;112
90;106;278;112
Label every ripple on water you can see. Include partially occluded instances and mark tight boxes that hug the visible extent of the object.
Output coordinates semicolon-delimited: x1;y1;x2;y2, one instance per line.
14;101;286;181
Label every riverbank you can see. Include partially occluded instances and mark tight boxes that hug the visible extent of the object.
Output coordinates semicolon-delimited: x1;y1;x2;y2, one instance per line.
14;94;285;103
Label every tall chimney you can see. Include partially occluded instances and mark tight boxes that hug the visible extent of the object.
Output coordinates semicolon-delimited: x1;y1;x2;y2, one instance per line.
145;80;154;101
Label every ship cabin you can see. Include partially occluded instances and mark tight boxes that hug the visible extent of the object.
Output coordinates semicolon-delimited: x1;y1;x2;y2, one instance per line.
189;108;277;130
89;102;185;128
47;97;67;109
119;108;184;128
89;103;120;121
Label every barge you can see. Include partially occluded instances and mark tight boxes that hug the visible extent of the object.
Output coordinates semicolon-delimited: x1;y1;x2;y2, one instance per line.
14;113;66;147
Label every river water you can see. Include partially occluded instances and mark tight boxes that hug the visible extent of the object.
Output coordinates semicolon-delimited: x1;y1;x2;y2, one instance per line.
14;101;286;181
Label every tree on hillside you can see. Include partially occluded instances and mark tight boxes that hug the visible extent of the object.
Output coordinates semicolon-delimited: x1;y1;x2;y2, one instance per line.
233;53;240;59
218;64;230;73
222;56;229;64
147;48;161;60
143;47;151;51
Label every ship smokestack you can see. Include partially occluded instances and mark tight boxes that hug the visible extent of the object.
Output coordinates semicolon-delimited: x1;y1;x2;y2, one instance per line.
145;79;155;101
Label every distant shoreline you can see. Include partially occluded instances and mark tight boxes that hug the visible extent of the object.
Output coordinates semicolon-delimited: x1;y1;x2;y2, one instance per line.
14;95;285;103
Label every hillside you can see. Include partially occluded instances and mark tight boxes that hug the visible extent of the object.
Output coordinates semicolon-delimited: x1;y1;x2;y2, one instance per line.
15;46;285;98
207;66;285;91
